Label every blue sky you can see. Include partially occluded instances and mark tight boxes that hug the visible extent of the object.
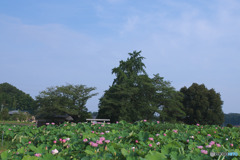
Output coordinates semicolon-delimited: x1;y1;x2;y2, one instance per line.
0;0;240;113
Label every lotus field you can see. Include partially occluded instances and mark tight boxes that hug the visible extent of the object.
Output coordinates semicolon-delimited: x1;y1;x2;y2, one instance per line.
0;120;240;160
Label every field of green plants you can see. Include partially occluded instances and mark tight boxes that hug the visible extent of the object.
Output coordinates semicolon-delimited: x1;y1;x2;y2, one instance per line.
0;120;239;160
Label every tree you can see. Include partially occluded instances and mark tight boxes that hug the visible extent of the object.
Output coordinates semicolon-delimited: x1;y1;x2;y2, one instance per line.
36;84;98;122
97;51;185;123
180;83;224;125
224;113;240;126
98;51;157;122
0;108;10;120
0;83;36;113
152;74;185;123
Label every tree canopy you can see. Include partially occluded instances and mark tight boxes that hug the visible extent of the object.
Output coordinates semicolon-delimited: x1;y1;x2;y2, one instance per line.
97;51;185;123
36;84;98;122
0;82;36;113
180;83;224;125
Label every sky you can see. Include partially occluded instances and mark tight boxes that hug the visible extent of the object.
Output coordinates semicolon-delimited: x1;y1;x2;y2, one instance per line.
0;0;240;113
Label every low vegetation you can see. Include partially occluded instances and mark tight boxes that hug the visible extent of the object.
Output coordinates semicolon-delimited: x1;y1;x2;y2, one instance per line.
0;121;239;159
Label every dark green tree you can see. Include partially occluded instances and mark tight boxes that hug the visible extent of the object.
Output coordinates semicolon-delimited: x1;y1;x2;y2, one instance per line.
0;83;36;113
152;74;185;123
180;83;224;125
97;51;185;123
36;84;98;122
98;51;157;122
0;108;10;120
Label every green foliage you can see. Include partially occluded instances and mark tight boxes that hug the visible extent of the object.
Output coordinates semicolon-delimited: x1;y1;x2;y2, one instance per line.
180;83;224;125
224;113;240;126
0;83;36;113
0;108;10;120
35;84;98;122
98;51;185;123
152;74;186;123
0;121;240;159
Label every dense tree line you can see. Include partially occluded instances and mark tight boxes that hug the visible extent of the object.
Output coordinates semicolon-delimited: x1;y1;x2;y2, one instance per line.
97;51;224;125
223;113;240;126
0;51;226;125
0;83;36;113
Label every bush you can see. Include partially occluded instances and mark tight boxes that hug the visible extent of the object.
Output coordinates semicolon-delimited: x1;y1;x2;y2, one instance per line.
0;108;10;121
226;123;233;128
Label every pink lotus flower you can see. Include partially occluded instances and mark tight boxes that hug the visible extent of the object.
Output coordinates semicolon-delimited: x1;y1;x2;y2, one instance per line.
149;144;152;147
201;150;208;154
196;123;200;126
46;123;50;125
216;143;221;147
91;142;98;147
148;137;154;141
66;138;70;141
214;131;216;133
135;140;139;143
59;138;62;142
116;121;119;124
62;139;66;143
99;137;105;141
105;140;110;143
156;142;160;145
163;133;166;136
230;143;234;147
96;140;103;144
173;130;178;133
207;134;211;137
53;140;57;144
118;136;122;139
34;153;41;157
28;141;31;144
8;128;11;131
143;120;147;122
156;134;160;136
83;138;88;142
51;122;55;125
197;146;203;149
157;121;159;124
100;132;105;135
206;145;212;148
51;149;58;155
91;131;94;133
187;139;189;143
209;141;215;145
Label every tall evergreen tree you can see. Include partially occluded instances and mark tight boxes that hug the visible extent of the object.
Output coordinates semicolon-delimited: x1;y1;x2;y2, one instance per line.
98;51;156;122
180;83;224;125
97;51;185;123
